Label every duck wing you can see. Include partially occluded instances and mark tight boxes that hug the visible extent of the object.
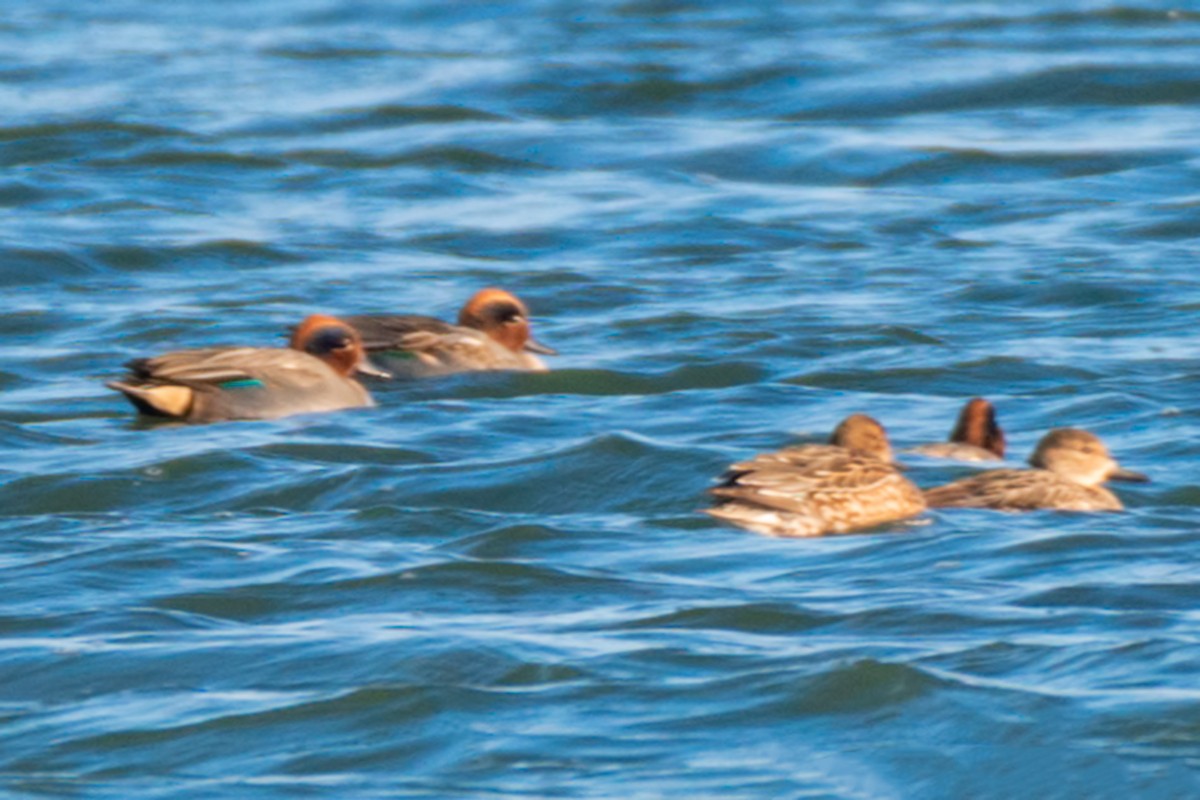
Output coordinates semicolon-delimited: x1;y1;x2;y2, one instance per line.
127;347;341;389
923;469;1122;511
126;347;268;387
345;315;460;351
908;442;1002;462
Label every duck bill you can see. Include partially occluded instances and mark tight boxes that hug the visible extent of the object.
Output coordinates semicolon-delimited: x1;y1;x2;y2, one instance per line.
355;355;393;380
1110;466;1149;483
524;336;557;356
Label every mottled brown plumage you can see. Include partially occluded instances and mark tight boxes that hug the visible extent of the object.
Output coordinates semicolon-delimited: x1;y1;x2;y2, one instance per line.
707;414;926;537
924;428;1147;512
347;288;554;379
909;398;1005;462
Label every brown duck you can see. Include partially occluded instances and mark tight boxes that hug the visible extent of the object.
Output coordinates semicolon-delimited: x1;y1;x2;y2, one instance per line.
707;414;927;538
346;288;555;379
108;315;386;423
923;428;1147;512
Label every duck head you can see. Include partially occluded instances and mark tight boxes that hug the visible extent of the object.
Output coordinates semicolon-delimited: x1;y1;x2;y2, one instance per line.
830;413;893;462
1029;428;1148;486
291;315;391;379
458;288;556;356
950;397;1006;458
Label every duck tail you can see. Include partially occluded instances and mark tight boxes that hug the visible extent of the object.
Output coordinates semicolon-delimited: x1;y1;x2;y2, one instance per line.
107;381;195;418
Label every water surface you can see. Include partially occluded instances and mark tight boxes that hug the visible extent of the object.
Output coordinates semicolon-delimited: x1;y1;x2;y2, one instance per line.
3;1;1200;797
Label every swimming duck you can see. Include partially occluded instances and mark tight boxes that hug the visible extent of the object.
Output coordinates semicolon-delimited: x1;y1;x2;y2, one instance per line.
108;315;387;423
923;428;1147;512
346;288;555;378
707;414;927;537
909;397;1006;462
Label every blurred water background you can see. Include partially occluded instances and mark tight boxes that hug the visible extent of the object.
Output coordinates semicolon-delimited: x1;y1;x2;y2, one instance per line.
3;0;1200;796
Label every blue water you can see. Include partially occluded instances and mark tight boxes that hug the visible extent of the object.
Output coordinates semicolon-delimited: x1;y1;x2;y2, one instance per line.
3;1;1200;797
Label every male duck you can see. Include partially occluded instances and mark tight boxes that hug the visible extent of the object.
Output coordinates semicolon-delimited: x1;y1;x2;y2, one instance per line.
909;397;1006;462
346;288;555;378
108;315;385;423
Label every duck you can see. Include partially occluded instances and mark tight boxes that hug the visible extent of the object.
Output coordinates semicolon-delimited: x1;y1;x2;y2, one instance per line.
706;414;927;537
108;315;387;423
345;288;555;379
909;397;1006;462
923;428;1147;512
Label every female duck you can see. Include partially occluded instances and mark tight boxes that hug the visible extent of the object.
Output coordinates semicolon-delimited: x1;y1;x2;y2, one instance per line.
108;315;386;423
707;414;927;538
346;288;555;379
909;397;1006;462
923;428;1147;511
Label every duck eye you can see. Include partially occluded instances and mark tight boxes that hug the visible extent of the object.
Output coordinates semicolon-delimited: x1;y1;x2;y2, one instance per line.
480;301;525;326
306;327;353;355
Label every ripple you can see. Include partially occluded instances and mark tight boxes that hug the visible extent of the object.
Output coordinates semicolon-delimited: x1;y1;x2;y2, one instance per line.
865;147;1185;187
85;240;304;273
790;64;1200;120
787;358;1099;394
788;658;946;714
444;523;567;560
0;120;184;144
90;150;287;170
3;0;1199;795
0;180;51;207
1017;582;1200;612
283;145;544;172
617;602;833;635
0;247;104;286
316;103;509;132
448;364;770;399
